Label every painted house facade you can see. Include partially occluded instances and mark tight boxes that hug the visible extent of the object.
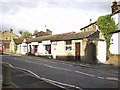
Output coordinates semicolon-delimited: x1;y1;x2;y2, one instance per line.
109;30;120;55
26;24;106;63
110;1;120;55
10;38;23;53
10;38;28;55
16;39;28;55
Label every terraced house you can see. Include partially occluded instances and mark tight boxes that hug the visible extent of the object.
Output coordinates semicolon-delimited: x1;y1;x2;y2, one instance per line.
26;22;106;64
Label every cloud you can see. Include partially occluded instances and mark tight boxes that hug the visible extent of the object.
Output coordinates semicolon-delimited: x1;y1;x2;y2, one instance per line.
47;2;112;13
0;2;39;14
0;0;114;35
0;0;112;14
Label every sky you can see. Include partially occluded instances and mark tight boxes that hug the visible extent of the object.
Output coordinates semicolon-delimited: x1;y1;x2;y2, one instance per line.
0;0;118;35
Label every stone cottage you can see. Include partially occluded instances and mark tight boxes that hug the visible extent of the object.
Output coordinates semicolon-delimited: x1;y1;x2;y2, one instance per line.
26;24;106;63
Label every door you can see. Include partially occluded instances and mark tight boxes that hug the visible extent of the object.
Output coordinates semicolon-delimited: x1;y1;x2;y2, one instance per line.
75;42;81;61
52;45;56;59
29;45;32;54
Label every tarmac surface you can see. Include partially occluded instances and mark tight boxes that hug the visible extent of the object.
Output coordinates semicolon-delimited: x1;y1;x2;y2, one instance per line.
1;53;119;89
2;64;81;90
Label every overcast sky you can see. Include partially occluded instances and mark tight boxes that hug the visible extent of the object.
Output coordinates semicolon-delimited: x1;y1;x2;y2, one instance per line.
0;0;118;35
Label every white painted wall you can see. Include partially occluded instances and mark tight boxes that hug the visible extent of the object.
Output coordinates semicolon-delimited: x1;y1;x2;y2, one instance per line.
110;32;120;54
109;12;120;55
97;41;106;63
21;43;27;55
16;45;21;54
51;44;57;59
37;43;46;54
112;14;119;25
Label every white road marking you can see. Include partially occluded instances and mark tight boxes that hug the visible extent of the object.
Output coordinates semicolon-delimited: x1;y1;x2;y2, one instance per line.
13;66;82;89
6;56;119;81
44;64;72;71
14;66;40;78
105;77;119;81
97;76;104;79
40;77;81;89
75;71;95;77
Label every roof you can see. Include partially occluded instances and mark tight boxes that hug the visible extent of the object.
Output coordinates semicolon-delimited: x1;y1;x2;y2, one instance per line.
13;39;23;44
0;40;11;44
26;30;99;43
80;22;97;30
106;30;120;34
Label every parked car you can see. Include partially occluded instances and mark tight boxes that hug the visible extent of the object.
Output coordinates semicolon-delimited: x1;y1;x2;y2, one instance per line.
0;44;4;55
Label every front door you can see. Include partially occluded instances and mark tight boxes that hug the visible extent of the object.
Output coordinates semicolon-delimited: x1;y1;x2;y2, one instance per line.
29;45;32;54
75;42;81;61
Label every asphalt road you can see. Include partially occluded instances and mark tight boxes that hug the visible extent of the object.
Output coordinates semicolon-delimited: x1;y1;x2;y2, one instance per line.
2;54;119;89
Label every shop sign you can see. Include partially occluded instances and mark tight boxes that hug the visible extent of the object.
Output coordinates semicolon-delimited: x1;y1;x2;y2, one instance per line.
52;42;57;45
31;42;38;45
42;40;51;45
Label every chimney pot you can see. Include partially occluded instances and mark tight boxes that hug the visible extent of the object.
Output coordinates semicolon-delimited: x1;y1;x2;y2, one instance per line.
112;1;118;5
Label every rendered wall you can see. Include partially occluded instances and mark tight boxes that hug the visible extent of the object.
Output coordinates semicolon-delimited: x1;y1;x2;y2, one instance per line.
97;41;106;63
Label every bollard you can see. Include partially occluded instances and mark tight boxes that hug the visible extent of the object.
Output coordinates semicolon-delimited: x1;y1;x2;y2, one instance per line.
2;63;12;86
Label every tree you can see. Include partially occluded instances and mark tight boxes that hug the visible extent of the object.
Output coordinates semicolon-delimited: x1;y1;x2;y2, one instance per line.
19;30;32;39
19;30;23;35
33;30;38;36
97;14;118;55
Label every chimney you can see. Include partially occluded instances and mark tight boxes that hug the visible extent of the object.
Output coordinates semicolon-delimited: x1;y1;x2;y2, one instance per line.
112;1;117;5
111;1;119;14
10;29;13;33
89;18;92;24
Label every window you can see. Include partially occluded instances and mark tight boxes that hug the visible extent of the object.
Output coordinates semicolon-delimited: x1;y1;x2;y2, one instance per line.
66;46;72;51
45;45;51;54
66;40;72;45
23;45;27;52
65;40;72;51
33;45;38;52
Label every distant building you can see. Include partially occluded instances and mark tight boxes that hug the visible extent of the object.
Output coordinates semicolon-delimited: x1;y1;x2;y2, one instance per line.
10;38;29;54
0;29;19;52
34;29;52;37
0;29;19;40
10;38;23;53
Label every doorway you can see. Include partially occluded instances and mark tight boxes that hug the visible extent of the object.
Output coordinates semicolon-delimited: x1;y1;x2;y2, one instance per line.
75;42;81;61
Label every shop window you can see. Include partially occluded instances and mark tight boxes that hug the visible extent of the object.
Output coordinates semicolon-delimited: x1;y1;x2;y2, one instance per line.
66;40;72;45
34;45;38;52
66;46;72;51
45;45;51;54
23;45;27;52
65;40;72;51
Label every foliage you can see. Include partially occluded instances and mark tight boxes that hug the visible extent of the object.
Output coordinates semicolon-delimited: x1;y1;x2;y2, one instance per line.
33;30;38;35
19;30;32;39
97;14;118;55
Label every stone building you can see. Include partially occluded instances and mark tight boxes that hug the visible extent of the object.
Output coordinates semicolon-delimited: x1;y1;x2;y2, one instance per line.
0;29;19;52
26;28;106;64
34;29;52;37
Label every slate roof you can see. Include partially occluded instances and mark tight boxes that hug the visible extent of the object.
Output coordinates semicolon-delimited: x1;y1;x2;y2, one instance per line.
26;30;100;43
106;30;120;34
80;22;97;30
13;39;23;44
0;40;11;44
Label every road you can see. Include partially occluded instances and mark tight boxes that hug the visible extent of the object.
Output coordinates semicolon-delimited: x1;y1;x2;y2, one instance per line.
2;54;119;89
